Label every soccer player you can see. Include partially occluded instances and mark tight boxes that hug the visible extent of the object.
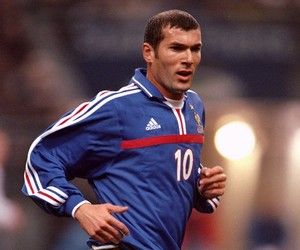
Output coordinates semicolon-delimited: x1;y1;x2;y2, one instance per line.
22;10;226;250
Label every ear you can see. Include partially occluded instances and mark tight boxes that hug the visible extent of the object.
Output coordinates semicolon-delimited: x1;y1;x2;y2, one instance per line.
143;42;155;63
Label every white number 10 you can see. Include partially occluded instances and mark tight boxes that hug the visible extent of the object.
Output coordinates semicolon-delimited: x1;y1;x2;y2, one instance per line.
175;149;193;181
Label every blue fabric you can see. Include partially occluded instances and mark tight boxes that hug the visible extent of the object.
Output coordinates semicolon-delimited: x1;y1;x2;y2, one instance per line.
22;68;216;249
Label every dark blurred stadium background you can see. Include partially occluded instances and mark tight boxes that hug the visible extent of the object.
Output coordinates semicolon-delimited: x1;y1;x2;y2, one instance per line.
0;1;299;249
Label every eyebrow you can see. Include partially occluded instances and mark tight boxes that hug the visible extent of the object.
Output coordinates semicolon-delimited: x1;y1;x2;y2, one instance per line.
169;42;202;48
193;42;202;48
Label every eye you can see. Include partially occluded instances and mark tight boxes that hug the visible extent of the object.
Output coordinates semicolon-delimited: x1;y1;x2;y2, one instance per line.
170;44;186;51
191;46;201;53
170;46;184;51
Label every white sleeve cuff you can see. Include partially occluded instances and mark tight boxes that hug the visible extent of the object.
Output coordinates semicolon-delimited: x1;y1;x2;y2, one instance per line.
71;200;91;218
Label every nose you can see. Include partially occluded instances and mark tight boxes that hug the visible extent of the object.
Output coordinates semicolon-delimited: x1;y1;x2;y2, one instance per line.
183;49;193;65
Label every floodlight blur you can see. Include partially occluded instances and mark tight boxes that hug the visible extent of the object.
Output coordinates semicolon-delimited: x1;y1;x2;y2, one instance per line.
289;128;300;167
214;121;256;160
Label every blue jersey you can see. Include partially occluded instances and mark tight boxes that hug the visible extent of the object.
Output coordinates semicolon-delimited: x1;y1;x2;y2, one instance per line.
22;68;220;249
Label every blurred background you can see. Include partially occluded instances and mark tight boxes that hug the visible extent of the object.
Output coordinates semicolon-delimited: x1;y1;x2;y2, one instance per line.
0;0;299;249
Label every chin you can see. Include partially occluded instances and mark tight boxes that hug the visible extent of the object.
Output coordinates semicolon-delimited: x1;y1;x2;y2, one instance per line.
173;89;189;97
178;84;192;92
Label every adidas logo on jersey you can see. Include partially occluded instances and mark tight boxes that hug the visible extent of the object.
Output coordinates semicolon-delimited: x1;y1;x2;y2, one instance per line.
145;118;161;131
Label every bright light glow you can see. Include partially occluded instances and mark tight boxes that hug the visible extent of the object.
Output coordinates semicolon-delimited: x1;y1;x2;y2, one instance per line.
289;128;300;168
214;121;256;160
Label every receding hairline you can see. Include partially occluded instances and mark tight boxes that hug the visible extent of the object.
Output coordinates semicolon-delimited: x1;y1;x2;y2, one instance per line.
143;10;201;50
150;10;200;29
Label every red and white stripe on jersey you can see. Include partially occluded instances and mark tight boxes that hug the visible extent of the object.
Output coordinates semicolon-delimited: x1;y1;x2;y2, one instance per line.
163;99;187;135
52;90;110;129
173;108;187;135
23;84;140;207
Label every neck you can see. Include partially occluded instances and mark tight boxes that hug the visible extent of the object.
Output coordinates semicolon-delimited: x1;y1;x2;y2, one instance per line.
164;96;184;109
146;70;184;100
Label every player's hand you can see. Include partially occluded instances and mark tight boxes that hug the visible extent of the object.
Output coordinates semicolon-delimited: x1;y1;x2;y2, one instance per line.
74;203;130;244
198;165;226;199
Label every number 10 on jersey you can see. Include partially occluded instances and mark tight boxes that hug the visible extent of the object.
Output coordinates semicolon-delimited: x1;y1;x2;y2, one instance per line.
175;149;193;181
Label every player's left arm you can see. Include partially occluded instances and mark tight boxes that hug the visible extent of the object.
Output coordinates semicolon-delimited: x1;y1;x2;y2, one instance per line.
190;95;226;212
194;165;226;213
198;165;226;199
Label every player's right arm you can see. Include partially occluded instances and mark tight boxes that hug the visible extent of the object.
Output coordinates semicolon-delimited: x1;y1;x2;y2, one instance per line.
22;124;92;217
21;95;121;218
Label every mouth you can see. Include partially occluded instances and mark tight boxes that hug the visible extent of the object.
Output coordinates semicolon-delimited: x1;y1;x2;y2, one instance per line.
176;70;193;82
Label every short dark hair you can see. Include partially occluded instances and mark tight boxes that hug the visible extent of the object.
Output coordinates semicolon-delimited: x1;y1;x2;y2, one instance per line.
144;10;200;50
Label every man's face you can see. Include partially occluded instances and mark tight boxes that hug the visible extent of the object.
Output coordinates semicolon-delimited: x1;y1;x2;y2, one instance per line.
145;26;202;100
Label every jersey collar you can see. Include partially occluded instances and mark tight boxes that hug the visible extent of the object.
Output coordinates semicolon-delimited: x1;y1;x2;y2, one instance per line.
130;68;165;100
130;68;188;102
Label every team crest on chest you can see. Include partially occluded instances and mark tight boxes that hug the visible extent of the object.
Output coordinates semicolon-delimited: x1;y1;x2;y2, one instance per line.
189;104;204;134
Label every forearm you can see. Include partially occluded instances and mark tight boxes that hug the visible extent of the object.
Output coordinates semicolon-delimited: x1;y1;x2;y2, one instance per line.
22;144;88;217
22;169;88;217
194;165;226;213
194;192;220;213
